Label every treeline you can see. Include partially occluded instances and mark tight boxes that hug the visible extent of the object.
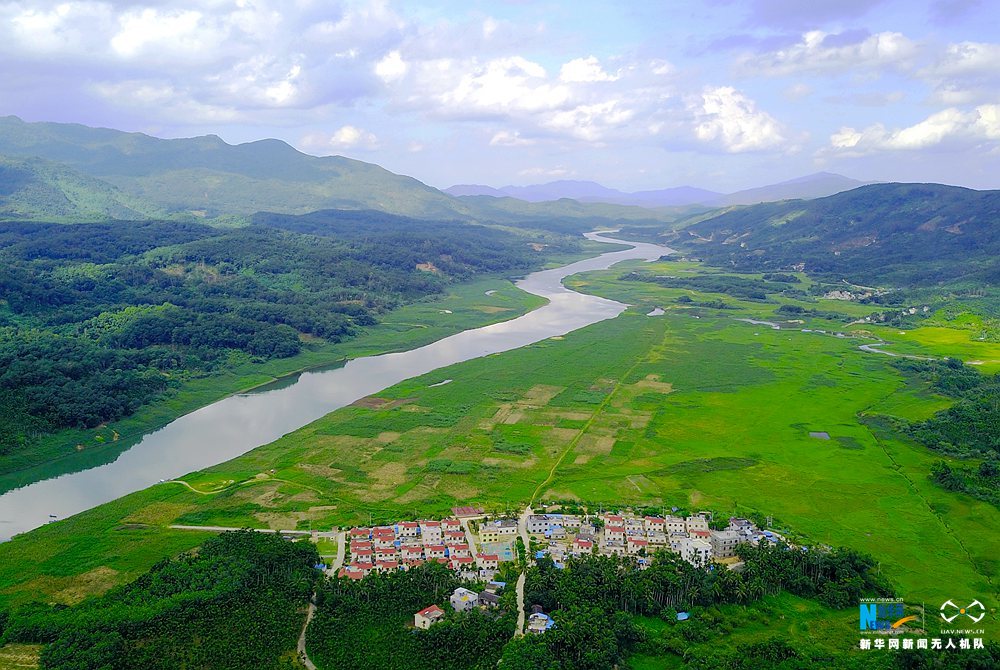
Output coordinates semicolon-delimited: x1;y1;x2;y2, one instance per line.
0;214;553;466
306;562;515;670
891;358;1000;506
619;271;808;303
0;531;319;669
507;543;892;669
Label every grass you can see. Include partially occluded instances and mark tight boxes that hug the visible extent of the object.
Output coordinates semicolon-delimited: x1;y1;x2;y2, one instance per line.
0;645;40;670
1;259;997;644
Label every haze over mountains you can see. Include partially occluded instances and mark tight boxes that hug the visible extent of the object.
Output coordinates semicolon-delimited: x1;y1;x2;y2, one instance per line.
446;172;868;208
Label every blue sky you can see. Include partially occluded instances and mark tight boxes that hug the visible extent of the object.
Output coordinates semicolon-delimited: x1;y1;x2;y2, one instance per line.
2;0;999;191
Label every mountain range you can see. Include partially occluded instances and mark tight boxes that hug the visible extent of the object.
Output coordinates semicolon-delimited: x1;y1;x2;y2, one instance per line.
674;182;1000;285
446;173;868;208
0;116;877;226
0;116;676;225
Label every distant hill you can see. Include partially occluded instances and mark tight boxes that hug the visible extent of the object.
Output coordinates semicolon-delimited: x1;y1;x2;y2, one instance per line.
678;183;1000;285
447;180;721;207
713;172;868;206
0;116;470;220
0;154;165;222
446;173;863;208
0;117;684;226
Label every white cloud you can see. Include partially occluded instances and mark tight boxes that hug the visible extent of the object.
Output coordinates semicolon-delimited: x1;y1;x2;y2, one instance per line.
921;41;1000;105
435;56;571;115
303;125;380;151
544;100;633;142
693;87;788;153
925;41;1000;77
375;50;408;83
490;130;535;146
741;30;918;76
110;8;207;59
828;105;1000;155
559;56;618;83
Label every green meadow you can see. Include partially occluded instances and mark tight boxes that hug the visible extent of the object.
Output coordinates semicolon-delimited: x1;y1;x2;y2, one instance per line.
1;259;997;647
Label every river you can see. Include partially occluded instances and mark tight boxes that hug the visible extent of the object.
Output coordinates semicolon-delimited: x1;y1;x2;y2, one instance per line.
0;232;674;541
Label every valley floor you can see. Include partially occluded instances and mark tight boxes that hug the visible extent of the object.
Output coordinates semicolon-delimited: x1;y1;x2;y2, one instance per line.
1;257;998;665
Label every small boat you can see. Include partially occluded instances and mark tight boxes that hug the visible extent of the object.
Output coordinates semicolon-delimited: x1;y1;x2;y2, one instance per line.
48;514;57;518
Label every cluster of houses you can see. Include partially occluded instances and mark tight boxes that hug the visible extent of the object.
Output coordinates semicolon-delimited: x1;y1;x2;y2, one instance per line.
529;511;775;568
336;509;780;583
414;581;507;630
337;518;503;582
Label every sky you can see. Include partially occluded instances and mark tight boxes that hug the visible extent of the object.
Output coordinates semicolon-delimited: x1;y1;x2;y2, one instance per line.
2;0;999;192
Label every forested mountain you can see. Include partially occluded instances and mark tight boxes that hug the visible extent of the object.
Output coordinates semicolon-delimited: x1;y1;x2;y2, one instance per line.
0;214;550;473
0;155;166;222
0;115;464;219
677;183;1000;285
0;116;676;225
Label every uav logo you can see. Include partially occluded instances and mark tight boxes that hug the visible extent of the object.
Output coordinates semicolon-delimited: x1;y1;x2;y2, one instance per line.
940;600;986;624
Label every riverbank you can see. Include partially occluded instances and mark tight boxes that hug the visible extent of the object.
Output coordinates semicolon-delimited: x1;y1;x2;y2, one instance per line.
0;277;548;494
0;233;672;541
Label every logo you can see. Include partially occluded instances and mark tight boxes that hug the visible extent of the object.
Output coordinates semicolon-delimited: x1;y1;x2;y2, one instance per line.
940;600;986;624
860;600;914;631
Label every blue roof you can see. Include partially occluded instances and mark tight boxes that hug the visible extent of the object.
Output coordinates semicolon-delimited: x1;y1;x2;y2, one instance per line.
676;612;690;621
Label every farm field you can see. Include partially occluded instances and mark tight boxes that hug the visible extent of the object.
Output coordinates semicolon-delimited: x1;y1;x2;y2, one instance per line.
0;259;997;644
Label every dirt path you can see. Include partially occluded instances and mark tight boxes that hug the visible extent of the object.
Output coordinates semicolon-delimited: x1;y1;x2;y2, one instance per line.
297;600;318;670
514;505;533;637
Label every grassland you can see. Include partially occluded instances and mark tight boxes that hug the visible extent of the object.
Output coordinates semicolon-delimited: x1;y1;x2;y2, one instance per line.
1;258;997;649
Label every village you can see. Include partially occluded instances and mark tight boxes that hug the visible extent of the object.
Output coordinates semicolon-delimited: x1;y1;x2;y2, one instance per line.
334;505;785;634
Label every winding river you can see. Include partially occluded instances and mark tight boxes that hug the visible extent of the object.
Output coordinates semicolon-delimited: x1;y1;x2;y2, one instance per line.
0;232;674;541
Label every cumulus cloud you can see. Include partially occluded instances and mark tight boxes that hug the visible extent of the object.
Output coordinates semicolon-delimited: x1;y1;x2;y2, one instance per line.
740;30;918;76
0;0;398;123
827;105;1000;155
920;41;1000;104
301;125;380;152
559;56;619;83
692;86;789;152
375;50;408;83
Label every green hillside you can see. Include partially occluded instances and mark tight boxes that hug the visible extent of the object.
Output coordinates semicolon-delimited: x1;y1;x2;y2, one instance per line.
0;155;165;222
0;116;676;225
677;183;1000;286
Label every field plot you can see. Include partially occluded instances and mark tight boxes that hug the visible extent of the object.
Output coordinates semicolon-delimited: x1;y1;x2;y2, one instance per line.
1;261;997;642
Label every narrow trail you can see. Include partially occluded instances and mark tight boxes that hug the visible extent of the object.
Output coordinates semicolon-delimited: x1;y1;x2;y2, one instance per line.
514;505;533;637
863;421;995;594
297;600;318;670
529;358;644;505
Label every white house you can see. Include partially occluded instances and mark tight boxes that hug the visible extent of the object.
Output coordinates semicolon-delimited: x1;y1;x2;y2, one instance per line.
450;587;479;612
414;604;445;629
